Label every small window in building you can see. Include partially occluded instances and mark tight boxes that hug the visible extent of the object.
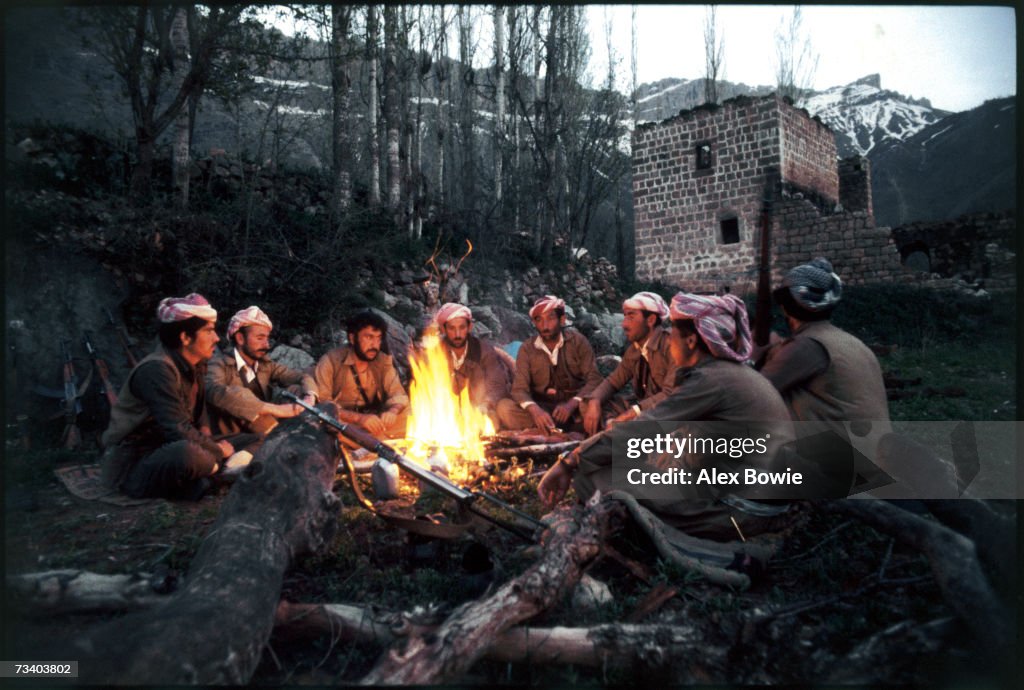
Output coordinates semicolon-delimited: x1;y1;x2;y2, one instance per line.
720;217;739;245
695;141;713;170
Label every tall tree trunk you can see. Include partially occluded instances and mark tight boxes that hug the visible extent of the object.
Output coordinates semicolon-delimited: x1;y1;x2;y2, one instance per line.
457;6;475;232
531;6;544;254
383;5;401;213
366;5;382;207
330;6;353;222
507;6;520;232
493;5;505;213
434;6;448;210
170;7;190;208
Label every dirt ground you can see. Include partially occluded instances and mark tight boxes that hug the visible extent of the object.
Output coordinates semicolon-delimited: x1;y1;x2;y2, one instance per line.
3;438;1011;686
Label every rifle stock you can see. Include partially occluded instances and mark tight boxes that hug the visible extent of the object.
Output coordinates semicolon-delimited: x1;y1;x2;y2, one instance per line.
106;308;139;368
282;392;543;535
84;330;119;408
60;338;82;449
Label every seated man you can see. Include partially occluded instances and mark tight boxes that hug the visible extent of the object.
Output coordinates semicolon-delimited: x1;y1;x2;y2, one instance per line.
583;291;675;434
205;306;318;444
100;293;233;500
539;292;795;541
314;309;409;439
435;302;509;429
496;295;602;434
758;257;892;470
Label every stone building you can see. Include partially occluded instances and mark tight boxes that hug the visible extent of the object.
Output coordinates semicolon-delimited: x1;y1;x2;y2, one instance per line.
632;94;905;293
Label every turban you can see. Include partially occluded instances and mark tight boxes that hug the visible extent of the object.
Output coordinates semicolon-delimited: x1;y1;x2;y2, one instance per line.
622;291;670;320
435;302;472;326
529;295;565;319
669;292;753;363
227;306;273;338
778;257;842;313
157;293;217;323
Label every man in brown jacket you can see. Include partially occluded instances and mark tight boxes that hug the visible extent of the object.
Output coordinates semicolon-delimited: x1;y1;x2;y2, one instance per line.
496;295;602;434
435;303;509;429
758;257;891;463
314;309;409;439
205;306;318;441
583;291;675;434
100;293;232;500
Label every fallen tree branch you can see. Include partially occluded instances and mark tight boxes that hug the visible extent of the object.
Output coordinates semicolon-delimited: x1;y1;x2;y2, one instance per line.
68;409;343;685
273;600;715;670
824;499;1009;656
7;569;171;613
487;440;581;460
358;493;622;684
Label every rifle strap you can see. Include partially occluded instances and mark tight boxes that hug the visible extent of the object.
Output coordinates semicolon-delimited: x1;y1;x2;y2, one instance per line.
336;444;479;540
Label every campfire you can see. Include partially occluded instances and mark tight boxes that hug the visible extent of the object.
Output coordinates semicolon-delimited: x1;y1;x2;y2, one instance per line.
400;325;495;483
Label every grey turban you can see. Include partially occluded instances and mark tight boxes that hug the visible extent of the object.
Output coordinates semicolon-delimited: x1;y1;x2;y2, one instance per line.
780;257;842;312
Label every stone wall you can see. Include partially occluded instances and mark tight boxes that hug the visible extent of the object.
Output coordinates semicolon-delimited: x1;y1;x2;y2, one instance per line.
891;211;1016;289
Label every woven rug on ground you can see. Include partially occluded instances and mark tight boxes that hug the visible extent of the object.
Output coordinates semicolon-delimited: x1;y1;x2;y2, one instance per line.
54;464;157;507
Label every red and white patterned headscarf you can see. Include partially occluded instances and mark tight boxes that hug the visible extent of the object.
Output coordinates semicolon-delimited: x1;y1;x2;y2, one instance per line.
157;293;217;323
227;306;273;338
529;295;565;319
622;291;670;320
669;292;752;362
435;302;473;326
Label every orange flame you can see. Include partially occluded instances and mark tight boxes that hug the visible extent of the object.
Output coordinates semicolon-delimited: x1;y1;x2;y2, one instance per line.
404;326;494;481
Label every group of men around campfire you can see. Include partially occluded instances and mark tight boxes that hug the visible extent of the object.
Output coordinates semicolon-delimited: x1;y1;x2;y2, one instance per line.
100;257;890;540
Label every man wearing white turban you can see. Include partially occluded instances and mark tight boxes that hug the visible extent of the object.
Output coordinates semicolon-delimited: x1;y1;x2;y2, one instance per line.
100;293;232;500
583;291;676;434
435;303;509;428
496;295;602;434
205;306;318;440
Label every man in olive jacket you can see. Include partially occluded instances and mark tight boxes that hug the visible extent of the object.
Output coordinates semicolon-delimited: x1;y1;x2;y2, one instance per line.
496;295;602;434
205;306;318;442
100;293;232;500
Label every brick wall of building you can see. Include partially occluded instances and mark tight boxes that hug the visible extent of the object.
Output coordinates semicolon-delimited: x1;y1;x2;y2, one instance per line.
779;105;839;203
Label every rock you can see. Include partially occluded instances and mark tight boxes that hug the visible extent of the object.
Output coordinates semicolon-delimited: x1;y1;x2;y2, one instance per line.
573;309;601;335
268;344;315;371
572;574;613;611
468;305;501;339
382;291;398;309
492;306;535;343
595;354;622;378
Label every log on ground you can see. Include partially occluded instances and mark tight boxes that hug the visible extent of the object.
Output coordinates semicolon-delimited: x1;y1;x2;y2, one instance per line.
70;410;342;684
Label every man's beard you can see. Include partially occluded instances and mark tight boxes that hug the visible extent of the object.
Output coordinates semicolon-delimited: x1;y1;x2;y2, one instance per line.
354;341;380;361
241;343;269;361
446;335;468;350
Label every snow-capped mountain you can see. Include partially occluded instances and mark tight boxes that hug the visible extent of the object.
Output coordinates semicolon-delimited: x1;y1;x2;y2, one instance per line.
802;74;950;158
634;73;949;159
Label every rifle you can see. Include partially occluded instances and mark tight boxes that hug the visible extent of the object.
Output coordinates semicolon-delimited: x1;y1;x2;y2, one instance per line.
60;338;83;450
282;392;545;542
83;330;119;408
753;183;774;347
106;307;139;368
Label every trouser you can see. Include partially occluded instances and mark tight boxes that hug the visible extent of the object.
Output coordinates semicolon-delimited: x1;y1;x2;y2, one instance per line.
337;406;410;450
573;455;790;542
495;397;586;434
118;440;221;500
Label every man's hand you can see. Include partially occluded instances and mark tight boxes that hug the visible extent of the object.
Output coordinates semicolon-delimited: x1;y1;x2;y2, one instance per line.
379;409;399;432
216;440;235;459
552;398;579;426
527;404;556;435
360;414;386;436
264;402;303;418
300;393;317;406
538;451;578;509
607;408;638;429
582;399;603;435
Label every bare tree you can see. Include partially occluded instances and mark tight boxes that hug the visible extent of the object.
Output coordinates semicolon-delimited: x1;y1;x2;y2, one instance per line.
366;5;382;207
773;6;819;106
169;7;190;207
493;5;506;213
703;5;725;105
330;5;353;220
382;5;401;212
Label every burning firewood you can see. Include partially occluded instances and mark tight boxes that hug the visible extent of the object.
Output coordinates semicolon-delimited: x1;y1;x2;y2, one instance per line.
483;429;585;448
487;440;581;460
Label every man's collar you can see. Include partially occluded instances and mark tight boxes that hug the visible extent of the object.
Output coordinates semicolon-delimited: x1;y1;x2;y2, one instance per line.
534;332;564;353
233;347;259;372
